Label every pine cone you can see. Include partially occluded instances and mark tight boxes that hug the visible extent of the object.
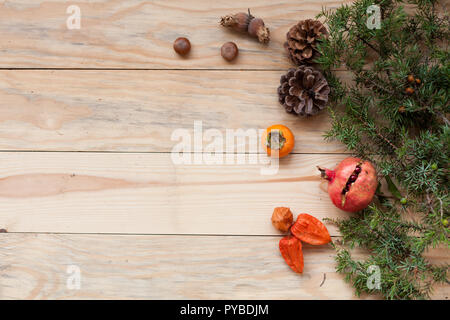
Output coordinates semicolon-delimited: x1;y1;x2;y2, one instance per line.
277;66;330;116
284;19;328;65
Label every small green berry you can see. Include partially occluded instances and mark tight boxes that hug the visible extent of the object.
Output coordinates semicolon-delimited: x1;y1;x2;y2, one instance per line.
400;198;407;204
442;219;448;227
431;163;438;170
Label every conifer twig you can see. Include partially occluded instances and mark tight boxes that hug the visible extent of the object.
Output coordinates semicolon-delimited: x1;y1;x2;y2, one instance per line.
317;0;449;299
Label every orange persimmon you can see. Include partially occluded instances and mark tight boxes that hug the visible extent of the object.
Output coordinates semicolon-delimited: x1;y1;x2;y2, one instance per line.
262;124;295;158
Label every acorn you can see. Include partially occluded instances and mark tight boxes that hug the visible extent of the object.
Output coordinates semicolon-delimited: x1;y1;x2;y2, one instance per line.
248;18;270;44
220;9;270;44
220;12;250;33
407;75;415;83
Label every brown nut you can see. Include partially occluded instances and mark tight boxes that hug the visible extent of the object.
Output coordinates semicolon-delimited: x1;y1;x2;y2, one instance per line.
415;78;421;85
221;42;239;61
407;75;415;83
398;106;406;113
271;207;294;232
220;12;250;33
247;17;270;44
173;37;191;55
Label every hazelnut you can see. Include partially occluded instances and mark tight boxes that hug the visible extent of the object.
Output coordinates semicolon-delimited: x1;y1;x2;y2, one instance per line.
173;37;191;55
271;207;293;232
221;42;239;61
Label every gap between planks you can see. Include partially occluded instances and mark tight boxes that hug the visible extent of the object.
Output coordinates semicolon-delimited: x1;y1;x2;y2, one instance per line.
0;150;352;154
0;232;342;237
0;68;348;71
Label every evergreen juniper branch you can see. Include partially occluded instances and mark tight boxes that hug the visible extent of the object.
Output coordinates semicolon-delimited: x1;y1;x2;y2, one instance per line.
317;0;449;299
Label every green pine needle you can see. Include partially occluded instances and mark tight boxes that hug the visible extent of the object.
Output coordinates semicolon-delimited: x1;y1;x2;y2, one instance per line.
318;0;449;299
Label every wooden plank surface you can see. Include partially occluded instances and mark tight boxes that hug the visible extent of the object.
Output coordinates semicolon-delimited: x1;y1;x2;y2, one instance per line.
1;234;447;300
0;70;346;153
1;0;448;300
0;234;367;300
0;234;449;299
0;152;349;236
0;0;353;69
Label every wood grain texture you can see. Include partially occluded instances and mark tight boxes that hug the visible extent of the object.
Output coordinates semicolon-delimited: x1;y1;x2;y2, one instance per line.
0;152;352;235
0;234;447;300
2;0;447;301
0;70;347;153
0;0;353;69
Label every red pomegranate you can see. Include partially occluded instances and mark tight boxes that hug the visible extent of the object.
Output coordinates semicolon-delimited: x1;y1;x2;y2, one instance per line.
318;157;377;212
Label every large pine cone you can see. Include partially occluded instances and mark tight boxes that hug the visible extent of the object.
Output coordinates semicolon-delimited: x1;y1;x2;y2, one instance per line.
278;66;330;116
284;19;328;65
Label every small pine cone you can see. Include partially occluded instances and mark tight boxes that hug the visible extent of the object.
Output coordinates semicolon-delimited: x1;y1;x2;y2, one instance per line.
278;66;330;116
284;19;328;65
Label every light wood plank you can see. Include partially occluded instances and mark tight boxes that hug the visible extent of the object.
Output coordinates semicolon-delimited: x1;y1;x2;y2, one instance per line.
0;0;353;69
0;70;346;153
0;152;352;235
0;234;447;299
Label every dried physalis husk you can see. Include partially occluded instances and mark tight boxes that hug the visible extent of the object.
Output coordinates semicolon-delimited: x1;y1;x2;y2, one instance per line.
279;235;304;273
290;213;331;245
271;207;293;232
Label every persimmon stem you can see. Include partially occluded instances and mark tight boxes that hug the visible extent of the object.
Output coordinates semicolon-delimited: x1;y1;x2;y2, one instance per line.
266;130;286;150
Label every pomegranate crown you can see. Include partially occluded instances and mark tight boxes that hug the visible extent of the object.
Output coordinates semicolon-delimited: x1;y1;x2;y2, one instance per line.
317;166;335;182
